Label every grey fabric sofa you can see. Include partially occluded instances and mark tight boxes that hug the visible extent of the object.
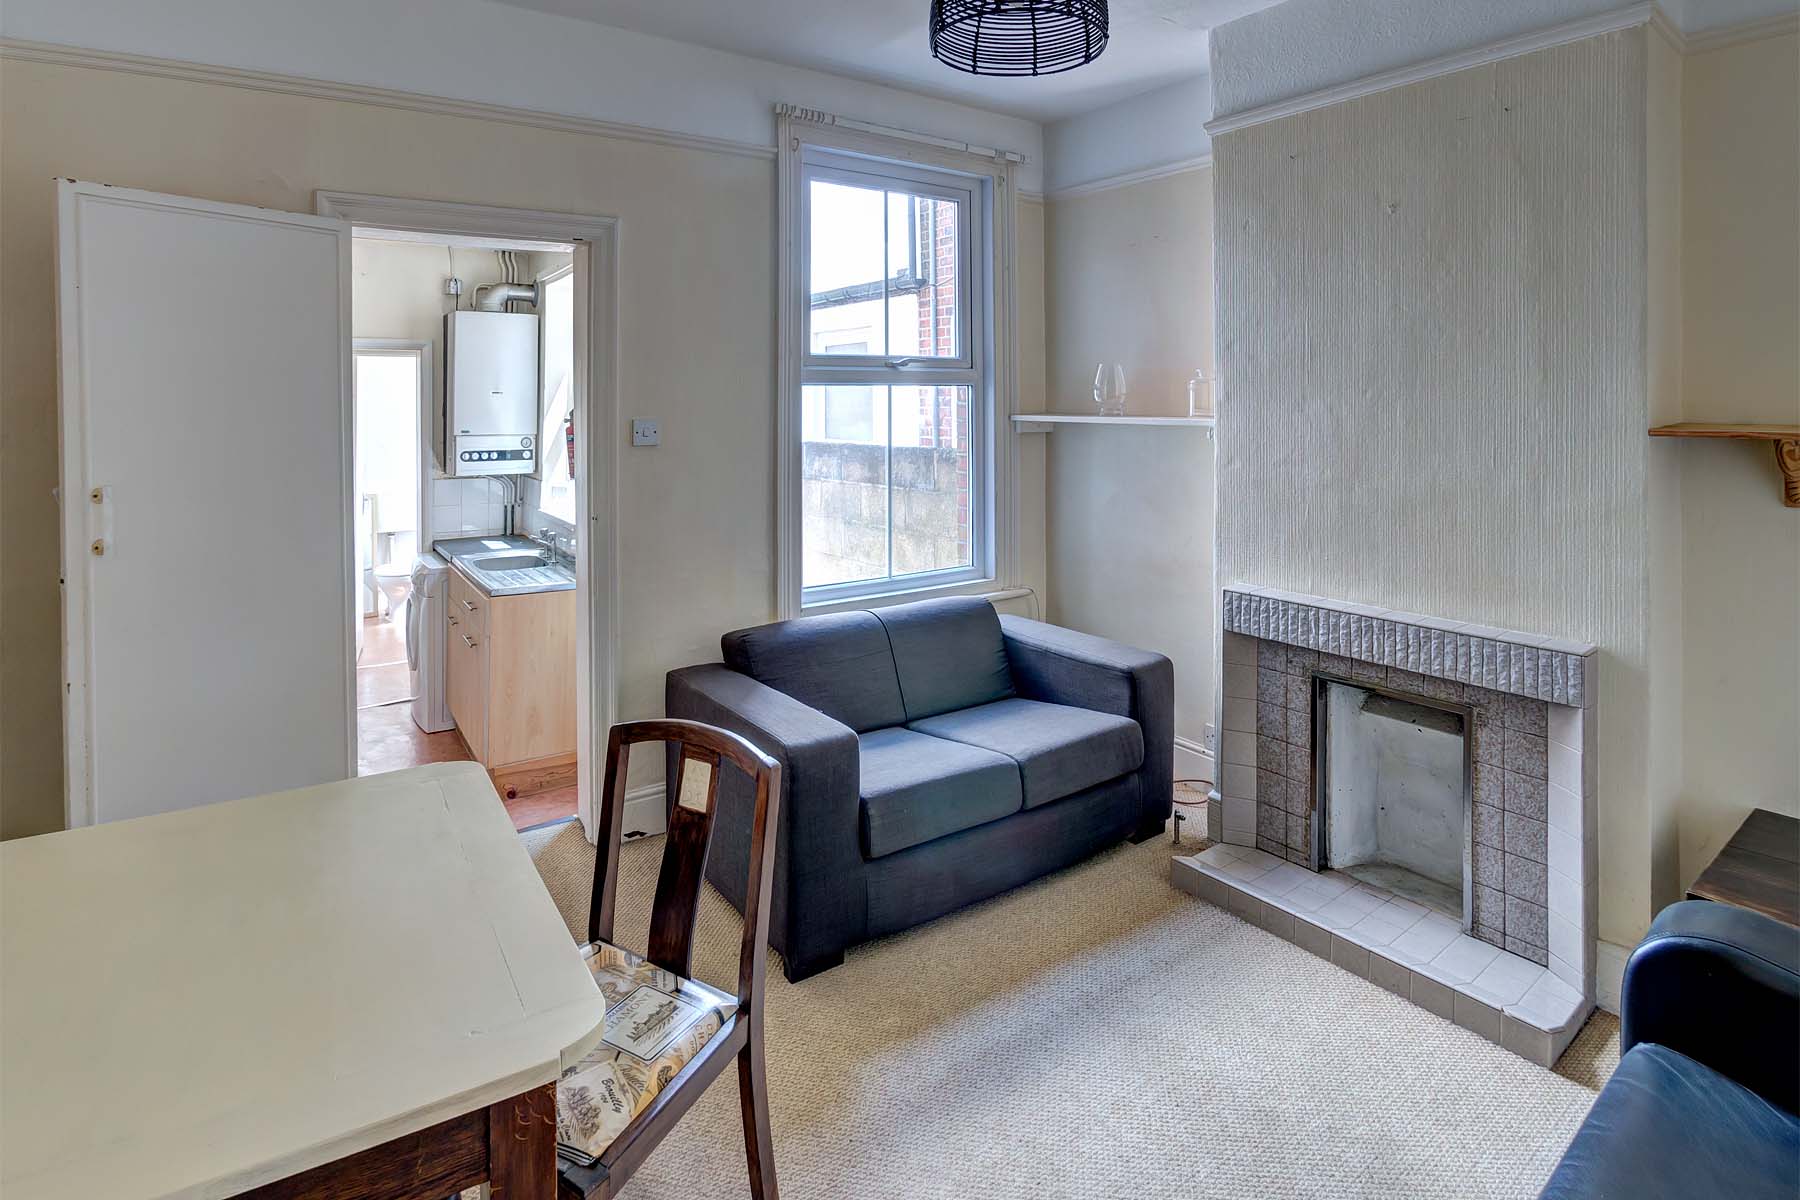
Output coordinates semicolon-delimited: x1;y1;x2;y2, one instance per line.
666;596;1173;981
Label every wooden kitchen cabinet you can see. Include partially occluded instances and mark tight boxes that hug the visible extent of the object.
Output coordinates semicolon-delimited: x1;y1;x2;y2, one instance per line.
445;564;576;795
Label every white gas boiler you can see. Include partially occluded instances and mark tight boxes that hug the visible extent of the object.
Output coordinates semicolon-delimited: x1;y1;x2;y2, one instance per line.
445;309;538;476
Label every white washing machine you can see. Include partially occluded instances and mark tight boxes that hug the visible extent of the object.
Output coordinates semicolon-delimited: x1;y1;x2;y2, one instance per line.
405;552;455;733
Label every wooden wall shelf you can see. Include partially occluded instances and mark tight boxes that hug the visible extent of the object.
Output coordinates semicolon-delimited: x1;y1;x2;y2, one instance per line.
1012;413;1216;432
1649;422;1800;507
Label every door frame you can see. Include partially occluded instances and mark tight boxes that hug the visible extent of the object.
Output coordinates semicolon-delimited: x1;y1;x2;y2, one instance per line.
318;191;619;843
57;180;356;827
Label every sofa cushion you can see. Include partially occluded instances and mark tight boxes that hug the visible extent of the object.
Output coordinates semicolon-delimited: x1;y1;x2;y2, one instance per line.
1538;1043;1800;1200
871;596;1014;722
858;728;1022;860
908;698;1144;809
722;610;905;733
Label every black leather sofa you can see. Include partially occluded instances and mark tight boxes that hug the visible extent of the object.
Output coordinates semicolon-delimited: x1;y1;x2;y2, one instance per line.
1538;899;1799;1199
665;596;1173;981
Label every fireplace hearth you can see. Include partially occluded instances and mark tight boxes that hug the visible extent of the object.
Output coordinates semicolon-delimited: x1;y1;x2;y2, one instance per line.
1173;586;1600;1066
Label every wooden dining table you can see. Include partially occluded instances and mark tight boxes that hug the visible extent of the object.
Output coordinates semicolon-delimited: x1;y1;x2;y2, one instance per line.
1;761;607;1200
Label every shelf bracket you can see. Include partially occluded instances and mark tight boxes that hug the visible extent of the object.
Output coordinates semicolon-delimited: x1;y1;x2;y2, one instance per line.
1777;439;1800;508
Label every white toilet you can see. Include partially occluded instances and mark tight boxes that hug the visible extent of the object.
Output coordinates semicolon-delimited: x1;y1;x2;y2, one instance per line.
373;560;412;621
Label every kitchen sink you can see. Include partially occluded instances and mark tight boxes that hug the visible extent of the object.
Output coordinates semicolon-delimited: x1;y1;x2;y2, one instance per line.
470;552;552;571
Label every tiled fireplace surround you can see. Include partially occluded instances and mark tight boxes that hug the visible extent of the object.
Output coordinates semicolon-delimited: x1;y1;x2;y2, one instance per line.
1174;587;1599;1065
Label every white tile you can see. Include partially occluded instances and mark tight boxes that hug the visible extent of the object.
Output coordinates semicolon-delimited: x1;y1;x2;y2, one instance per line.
1221;697;1255;733
1222;829;1255;848
1222;797;1256;835
1547;782;1581;836
1237;847;1284;871
1454;992;1503;1042
1547;865;1580;925
1223;632;1258;666
1330;935;1371;979
1387;914;1461;965
1195;845;1237;869
1220;731;1256;768
1548;911;1581;968
1548;739;1580;794
1548;950;1582;992
1547;826;1582;884
1375;896;1430;924
432;505;465;537
1221;765;1257;800
1426;934;1502;984
1314;889;1384;930
1507;970;1584;1032
1466;952;1545;1007
1342;908;1415;948
1547;704;1582;750
1223;661;1257;700
1256;863;1316;898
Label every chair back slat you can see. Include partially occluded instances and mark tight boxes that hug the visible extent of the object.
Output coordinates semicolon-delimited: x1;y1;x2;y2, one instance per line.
645;747;720;976
589;719;781;1005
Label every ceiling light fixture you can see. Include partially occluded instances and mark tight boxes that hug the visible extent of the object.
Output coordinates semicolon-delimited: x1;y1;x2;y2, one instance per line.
929;0;1110;77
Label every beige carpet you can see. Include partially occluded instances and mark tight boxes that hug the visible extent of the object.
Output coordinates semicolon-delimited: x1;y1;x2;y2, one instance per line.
521;803;1616;1199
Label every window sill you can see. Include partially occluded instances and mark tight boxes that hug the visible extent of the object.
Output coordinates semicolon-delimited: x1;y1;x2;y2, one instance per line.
800;574;1003;617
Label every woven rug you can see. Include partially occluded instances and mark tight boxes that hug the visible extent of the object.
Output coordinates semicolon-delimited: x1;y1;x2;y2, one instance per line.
519;795;1615;1199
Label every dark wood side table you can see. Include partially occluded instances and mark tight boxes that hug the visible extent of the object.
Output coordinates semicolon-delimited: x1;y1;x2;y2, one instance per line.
1687;808;1800;927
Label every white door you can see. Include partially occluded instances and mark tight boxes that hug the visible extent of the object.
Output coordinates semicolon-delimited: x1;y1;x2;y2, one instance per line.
57;181;353;826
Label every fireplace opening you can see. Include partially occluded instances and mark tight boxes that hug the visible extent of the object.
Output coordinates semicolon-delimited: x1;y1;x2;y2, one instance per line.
1316;679;1470;923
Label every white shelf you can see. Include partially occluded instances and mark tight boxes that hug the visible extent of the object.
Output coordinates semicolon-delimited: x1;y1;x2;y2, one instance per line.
1012;413;1215;432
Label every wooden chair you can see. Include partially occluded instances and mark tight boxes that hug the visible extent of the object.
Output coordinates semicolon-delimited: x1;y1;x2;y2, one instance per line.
554;719;782;1200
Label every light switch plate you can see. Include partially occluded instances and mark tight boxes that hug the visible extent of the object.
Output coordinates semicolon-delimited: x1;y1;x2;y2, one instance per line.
632;419;660;447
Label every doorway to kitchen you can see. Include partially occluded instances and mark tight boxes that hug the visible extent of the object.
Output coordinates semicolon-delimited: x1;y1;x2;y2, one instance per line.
326;192;618;842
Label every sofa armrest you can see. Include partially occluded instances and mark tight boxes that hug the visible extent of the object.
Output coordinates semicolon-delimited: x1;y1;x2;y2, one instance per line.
1621;899;1800;1115
998;615;1174;836
665;664;867;972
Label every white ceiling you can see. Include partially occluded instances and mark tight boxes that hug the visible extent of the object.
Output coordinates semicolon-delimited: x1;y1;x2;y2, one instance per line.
488;0;1285;121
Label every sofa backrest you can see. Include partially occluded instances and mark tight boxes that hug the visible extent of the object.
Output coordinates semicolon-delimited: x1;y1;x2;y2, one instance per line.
722;610;905;732
871;597;1014;722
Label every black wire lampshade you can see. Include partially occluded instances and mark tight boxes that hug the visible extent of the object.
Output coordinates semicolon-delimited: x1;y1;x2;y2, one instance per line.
929;0;1110;77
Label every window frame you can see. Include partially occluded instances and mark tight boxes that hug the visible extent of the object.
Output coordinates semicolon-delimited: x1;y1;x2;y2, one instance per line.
784;136;1002;611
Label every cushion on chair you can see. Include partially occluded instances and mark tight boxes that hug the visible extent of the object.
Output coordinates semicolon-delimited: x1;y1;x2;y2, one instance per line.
555;942;737;1167
1538;1042;1800;1199
858;727;1022;859
872;597;1015;722
908;698;1144;809
722;609;905;732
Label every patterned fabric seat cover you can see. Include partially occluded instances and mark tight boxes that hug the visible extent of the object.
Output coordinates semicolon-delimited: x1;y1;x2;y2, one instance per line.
555;942;737;1165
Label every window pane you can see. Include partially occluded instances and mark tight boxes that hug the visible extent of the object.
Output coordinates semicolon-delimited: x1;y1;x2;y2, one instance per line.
885;193;960;360
801;384;974;593
889;385;973;578
802;385;889;587
809;180;886;357
809;177;962;361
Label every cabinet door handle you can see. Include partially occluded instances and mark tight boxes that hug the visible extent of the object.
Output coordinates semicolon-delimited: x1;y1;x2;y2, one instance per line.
461;633;477;648
460;598;477;611
448;614;458;626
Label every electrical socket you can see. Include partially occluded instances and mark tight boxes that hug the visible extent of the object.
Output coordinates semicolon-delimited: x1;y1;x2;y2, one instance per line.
631;419;660;447
1203;723;1217;755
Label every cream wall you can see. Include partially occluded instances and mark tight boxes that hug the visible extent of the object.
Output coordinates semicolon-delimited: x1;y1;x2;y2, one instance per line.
1043;168;1217;768
0;57;1048;837
1673;30;1800;886
1214;31;1665;949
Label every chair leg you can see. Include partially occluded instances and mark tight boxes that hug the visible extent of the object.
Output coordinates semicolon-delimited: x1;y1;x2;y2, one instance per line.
738;1034;779;1200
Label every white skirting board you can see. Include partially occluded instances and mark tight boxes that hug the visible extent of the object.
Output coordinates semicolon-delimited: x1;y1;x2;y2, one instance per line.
1596;940;1631;1015
1175;737;1215;788
619;782;668;841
